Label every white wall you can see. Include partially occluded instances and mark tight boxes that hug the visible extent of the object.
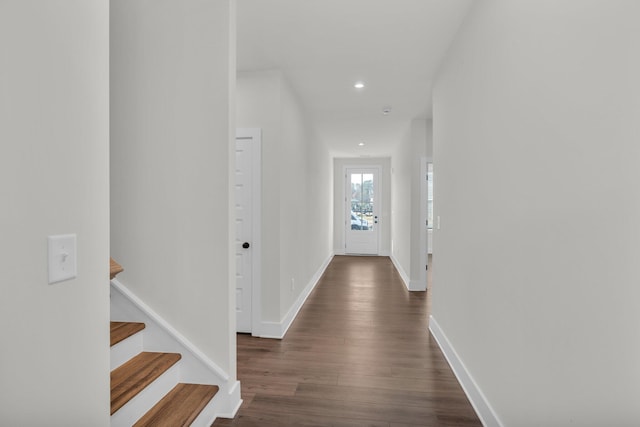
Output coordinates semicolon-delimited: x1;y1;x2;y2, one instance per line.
391;127;412;276
110;0;236;378
305;122;334;286
333;158;391;256
237;70;333;326
390;119;430;289
0;1;110;425
432;1;640;425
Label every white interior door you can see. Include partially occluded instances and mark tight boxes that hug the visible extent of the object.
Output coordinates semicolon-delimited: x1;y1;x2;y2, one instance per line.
345;167;380;254
235;132;256;333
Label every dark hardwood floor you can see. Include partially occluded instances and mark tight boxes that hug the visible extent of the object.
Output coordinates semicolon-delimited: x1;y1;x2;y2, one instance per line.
214;255;481;426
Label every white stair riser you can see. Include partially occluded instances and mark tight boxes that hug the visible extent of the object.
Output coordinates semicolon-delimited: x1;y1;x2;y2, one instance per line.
111;281;242;421
110;331;143;370
110;362;180;427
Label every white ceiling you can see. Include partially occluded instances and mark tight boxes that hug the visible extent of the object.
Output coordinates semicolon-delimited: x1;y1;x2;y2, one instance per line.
237;0;473;157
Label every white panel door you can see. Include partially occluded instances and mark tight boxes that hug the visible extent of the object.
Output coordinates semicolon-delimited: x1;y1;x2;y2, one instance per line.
345;167;380;255
235;137;253;333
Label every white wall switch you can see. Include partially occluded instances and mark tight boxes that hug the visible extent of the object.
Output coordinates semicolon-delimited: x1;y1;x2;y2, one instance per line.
48;234;77;284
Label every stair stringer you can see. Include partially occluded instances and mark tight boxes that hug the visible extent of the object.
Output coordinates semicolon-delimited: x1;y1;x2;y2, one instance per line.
110;279;242;425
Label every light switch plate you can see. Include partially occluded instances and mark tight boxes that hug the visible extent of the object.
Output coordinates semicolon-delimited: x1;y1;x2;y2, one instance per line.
48;234;77;284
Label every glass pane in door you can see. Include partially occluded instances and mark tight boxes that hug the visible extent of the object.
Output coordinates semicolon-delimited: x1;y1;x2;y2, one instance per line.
350;173;374;231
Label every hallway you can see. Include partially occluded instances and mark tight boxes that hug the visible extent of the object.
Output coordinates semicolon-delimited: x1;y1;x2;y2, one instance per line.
215;256;481;426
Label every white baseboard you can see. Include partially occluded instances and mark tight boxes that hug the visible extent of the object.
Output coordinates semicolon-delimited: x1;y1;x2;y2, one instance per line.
258;253;334;339
258;321;283;339
334;250;390;257
429;316;503;427
215;380;243;419
390;255;425;291
408;279;426;291
390;254;411;291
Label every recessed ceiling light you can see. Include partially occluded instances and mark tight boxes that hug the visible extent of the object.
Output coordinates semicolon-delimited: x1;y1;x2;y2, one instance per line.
358;142;365;146
354;82;365;89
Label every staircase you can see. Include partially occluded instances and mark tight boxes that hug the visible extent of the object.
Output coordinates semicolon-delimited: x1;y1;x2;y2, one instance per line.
109;260;220;426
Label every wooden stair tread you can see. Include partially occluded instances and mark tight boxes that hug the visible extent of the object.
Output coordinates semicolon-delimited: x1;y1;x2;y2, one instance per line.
110;257;124;279
110;321;145;347
133;383;219;427
111;352;181;415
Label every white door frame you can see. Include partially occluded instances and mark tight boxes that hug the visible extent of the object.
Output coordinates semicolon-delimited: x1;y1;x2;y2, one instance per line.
420;157;428;288
236;128;262;336
343;165;382;255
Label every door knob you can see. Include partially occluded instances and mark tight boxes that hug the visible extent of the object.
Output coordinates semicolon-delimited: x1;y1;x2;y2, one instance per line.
242;242;250;249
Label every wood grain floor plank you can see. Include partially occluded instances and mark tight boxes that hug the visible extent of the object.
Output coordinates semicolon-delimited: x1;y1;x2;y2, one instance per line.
110;321;145;347
214;413;290;427
293;383;470;411
288;413;391;427
239;381;298;397
244;395;445;425
213;256;480;426
336;373;464;394
134;383;218;426
239;355;394;377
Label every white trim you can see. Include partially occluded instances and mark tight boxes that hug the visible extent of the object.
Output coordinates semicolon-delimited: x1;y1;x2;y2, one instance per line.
408;279;426;291
111;279;229;381
236;128;263;337
258;321;283;339
429;316;504;427
211;380;243;420
420;158;429;288
258;253;334;339
280;253;333;337
390;254;411;291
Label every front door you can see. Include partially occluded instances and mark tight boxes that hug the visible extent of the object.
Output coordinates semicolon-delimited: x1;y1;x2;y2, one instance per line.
345;167;380;254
